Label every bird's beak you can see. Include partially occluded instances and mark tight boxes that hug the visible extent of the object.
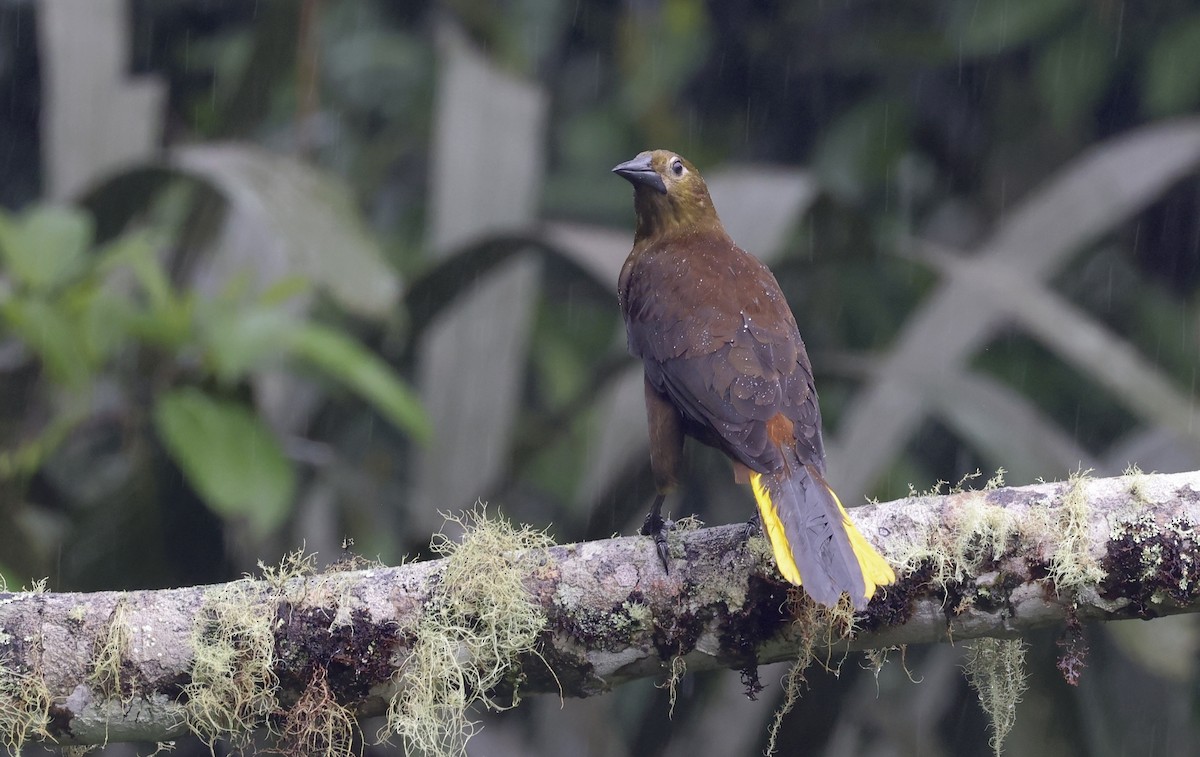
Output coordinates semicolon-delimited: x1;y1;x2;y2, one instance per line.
612;154;667;194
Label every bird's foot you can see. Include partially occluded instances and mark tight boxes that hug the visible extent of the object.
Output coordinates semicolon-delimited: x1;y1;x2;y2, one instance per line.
640;511;673;573
743;511;763;540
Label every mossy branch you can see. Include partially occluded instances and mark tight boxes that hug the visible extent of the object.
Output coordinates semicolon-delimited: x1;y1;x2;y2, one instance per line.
2;470;1200;749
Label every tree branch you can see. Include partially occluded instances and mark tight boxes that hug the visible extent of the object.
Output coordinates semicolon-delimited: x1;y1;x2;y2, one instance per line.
2;470;1199;748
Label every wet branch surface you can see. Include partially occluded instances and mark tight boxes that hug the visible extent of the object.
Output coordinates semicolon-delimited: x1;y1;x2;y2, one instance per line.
2;471;1199;746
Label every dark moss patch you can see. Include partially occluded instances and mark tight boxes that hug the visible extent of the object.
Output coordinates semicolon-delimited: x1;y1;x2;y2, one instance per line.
1055;612;1088;686
716;575;790;694
859;560;933;632
115;658;146;700
738;665;765;700
274;603;400;707
44;704;72;739
547;597;646;652
1027;559;1050;583
650;606;708;662
718;576;788;658
941;578;971;619
972;571;1022;615
1101;515;1200;617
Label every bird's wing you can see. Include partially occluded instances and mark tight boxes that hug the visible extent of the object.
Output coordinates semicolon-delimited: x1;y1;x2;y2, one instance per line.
623;239;826;474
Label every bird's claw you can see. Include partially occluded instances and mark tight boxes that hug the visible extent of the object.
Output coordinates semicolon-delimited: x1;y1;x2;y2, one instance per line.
743;511;762;540
640;512;673;573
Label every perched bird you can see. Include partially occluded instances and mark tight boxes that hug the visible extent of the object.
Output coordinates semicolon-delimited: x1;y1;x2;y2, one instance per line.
612;149;895;609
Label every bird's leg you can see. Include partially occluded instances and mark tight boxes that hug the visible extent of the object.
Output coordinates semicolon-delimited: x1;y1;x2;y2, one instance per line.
641;378;682;573
743;509;763;541
640;493;672;572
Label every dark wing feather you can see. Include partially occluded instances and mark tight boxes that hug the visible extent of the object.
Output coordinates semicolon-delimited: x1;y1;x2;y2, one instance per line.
620;234;826;474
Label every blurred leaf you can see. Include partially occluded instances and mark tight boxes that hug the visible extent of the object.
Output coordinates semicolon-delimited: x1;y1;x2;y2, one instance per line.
1;297;92;385
950;0;1080;56
119;297;194;348
1143;14;1200;117
0;403;88;481
403;232;611;357
618;0;711;123
165;144;400;318
75;288;136;363
707;166;822;261
95;230;173;311
153;387;294;536
0;205;93;291
201;305;297;384
325;28;431;117
287;324;431;442
1035;21;1115;129
259;275;312;306
813;97;913;202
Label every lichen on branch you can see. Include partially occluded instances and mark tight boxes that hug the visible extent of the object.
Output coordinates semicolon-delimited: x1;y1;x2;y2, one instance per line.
0;471;1198;753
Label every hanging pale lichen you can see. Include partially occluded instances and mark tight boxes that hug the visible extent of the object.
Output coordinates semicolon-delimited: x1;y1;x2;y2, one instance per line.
964;637;1028;757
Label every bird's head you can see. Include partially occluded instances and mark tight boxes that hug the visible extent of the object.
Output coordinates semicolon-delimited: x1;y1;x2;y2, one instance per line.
612;150;723;242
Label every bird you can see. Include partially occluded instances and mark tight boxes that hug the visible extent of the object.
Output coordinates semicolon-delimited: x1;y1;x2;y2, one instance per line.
612;149;895;610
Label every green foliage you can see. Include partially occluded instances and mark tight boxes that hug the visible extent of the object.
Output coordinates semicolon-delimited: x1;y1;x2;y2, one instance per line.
287;323;430;442
812;96;914;204
0;206;92;291
0;197;427;559
154;388;295;536
0;207;100;386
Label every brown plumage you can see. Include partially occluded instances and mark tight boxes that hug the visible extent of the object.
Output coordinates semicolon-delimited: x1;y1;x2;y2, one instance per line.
612;149;894;609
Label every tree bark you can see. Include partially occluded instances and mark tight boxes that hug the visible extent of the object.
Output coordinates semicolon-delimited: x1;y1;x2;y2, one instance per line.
2;470;1199;747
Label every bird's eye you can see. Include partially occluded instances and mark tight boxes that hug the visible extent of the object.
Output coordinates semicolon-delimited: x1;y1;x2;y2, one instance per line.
670;158;684;176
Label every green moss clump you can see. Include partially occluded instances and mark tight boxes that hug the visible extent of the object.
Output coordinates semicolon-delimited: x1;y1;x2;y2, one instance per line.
1047;469;1105;596
87;596;132;701
383;508;555;757
0;660;51;755
183;580;279;749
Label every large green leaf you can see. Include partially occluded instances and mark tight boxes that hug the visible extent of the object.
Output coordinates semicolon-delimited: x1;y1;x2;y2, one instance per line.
80;145;401;319
169;144;400;318
287;324;431;442
0;206;93;292
153;388;294;535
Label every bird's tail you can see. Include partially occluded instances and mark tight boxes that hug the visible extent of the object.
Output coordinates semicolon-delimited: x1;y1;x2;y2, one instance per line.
749;458;895;610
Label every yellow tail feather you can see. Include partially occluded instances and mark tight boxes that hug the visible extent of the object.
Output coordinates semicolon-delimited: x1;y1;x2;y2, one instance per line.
750;473;803;585
749;472;895;602
827;486;897;597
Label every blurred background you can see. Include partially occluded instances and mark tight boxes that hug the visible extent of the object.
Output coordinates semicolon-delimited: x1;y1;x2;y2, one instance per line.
2;0;1200;754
